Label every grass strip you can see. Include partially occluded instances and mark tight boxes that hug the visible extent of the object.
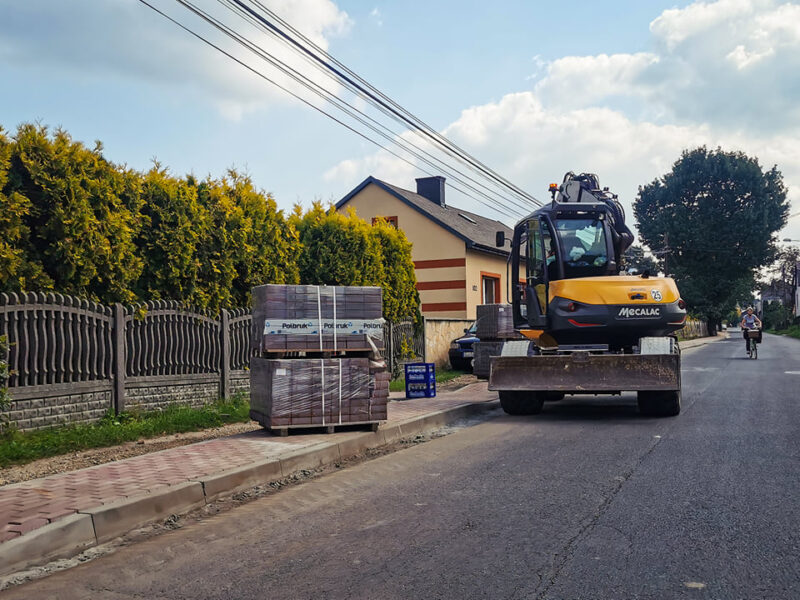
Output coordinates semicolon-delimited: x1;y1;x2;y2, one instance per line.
768;324;800;340
390;367;466;393
0;393;251;468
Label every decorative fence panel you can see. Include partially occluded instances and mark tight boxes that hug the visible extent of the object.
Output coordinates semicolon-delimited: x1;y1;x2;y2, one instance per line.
382;321;425;375
0;293;114;389
0;293;254;431
677;318;709;341
125;302;222;377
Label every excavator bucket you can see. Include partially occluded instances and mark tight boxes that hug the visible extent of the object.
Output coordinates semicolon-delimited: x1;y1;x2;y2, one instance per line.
488;353;680;393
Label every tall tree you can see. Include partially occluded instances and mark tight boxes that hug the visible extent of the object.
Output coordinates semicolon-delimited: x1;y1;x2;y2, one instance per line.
5;124;143;303
293;203;385;288
135;164;207;304
634;147;789;332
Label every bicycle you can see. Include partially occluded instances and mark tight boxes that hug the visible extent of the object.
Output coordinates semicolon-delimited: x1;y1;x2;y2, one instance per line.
746;328;760;359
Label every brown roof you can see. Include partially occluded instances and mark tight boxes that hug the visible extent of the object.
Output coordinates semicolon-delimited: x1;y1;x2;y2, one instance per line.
337;176;514;257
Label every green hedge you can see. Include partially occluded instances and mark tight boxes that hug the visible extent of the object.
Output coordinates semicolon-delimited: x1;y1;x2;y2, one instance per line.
0;123;419;319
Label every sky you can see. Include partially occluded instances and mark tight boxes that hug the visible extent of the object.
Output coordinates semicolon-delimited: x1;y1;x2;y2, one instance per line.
1;0;799;243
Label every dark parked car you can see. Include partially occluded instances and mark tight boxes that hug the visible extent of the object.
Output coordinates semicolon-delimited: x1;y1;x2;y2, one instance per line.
449;322;478;371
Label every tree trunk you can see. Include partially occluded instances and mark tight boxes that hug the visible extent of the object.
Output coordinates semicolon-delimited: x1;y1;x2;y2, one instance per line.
706;318;717;336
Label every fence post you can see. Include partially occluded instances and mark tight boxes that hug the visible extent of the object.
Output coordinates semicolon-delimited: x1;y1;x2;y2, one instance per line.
220;309;230;400
113;303;126;414
422;316;428;363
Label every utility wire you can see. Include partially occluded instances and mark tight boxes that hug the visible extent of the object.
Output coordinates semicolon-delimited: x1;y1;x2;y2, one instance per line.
136;0;523;219
231;0;542;209
172;0;525;219
227;0;540;210
215;0;535;215
189;0;529;217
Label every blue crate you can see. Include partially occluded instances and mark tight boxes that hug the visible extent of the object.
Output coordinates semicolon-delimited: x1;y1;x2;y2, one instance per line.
404;362;436;398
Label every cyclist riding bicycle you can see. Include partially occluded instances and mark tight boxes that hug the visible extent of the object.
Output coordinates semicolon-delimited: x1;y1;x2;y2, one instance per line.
740;307;762;354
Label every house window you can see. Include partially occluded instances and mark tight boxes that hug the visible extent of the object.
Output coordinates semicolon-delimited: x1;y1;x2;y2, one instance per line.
372;216;398;228
481;272;501;304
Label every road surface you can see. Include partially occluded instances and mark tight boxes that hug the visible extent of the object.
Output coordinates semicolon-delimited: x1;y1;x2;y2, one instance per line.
4;332;799;599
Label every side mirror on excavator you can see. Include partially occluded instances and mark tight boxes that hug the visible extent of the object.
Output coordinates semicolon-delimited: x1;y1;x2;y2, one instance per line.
496;231;506;247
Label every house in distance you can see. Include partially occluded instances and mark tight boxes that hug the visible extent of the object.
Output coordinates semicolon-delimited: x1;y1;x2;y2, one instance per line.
336;175;517;319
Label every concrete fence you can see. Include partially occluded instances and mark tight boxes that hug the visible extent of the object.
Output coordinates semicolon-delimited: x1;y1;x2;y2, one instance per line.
0;293;251;431
424;318;473;368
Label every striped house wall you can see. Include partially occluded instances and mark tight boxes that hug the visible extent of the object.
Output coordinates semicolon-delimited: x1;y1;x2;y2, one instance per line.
414;257;467;317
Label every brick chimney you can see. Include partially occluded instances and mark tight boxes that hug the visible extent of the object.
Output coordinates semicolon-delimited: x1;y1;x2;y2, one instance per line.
416;176;446;207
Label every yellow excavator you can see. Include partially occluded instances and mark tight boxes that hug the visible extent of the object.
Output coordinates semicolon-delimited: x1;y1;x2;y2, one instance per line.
490;172;686;417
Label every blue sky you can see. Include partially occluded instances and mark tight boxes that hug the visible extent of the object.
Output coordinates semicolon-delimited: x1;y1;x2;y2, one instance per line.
1;0;799;241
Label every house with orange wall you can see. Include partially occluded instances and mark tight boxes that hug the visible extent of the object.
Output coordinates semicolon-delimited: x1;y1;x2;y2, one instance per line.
336;175;519;320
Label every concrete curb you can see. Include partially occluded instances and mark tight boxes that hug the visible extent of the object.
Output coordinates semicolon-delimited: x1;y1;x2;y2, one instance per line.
82;481;207;544
0;513;96;577
679;333;727;351
0;399;498;577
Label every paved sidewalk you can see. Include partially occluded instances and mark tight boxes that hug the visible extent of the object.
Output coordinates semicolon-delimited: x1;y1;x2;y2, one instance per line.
0;382;496;573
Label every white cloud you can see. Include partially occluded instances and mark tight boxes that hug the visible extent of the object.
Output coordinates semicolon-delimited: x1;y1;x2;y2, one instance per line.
525;0;800;132
0;0;352;119
325;0;800;239
533;53;660;110
370;7;383;26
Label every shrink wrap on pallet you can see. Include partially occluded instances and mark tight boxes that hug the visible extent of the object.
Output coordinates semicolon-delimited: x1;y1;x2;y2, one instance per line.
475;304;520;340
249;357;389;428
473;341;505;380
252;284;384;353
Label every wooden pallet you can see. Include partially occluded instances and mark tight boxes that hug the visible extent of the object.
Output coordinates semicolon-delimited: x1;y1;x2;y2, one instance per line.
268;421;382;437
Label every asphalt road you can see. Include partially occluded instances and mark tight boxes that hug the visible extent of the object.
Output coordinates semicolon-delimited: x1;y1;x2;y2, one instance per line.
4;332;799;599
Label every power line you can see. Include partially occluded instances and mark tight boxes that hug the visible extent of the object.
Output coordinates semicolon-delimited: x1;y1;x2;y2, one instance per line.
178;0;530;217
232;0;542;209
136;0;524;220
216;0;536;215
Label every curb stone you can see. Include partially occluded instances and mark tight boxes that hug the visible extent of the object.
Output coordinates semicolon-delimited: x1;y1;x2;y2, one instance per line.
82;481;206;544
0;399;498;577
0;513;96;577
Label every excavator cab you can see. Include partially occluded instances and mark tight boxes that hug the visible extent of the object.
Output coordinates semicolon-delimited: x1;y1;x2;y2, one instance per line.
511;203;619;330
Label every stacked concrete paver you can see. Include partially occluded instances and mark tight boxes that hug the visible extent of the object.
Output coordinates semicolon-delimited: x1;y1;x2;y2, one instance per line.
250;285;389;431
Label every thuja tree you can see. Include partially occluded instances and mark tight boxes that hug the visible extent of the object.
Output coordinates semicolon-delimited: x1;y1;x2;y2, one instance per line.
136;164;207;304
4;124;143;303
0;128;52;292
294;203;386;288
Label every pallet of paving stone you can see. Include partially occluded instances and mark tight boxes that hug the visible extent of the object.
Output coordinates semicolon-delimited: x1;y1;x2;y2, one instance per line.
473;341;505;380
475;304;522;340
249;357;389;433
252;284;384;354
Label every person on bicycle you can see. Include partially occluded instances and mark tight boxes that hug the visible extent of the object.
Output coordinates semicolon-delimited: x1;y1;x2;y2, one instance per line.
740;307;762;354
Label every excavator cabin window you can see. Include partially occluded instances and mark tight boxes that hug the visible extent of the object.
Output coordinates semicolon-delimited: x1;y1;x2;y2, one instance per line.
555;218;609;279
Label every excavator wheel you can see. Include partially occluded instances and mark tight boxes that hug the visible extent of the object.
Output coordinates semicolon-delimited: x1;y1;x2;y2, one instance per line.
637;390;681;417
499;391;545;415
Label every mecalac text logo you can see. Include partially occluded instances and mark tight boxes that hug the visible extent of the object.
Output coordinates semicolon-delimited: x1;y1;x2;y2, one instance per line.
617;306;661;319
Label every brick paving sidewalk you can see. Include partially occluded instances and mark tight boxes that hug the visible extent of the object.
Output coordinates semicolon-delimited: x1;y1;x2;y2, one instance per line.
0;385;493;545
